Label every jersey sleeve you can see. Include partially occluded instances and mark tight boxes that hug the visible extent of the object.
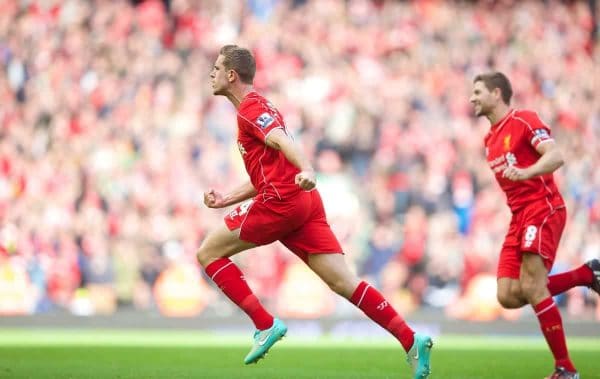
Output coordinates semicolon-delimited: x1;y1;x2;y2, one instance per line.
519;111;554;149
239;101;284;143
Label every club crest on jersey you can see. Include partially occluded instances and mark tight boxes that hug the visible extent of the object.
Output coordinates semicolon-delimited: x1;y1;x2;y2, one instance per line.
256;112;275;129
503;135;511;151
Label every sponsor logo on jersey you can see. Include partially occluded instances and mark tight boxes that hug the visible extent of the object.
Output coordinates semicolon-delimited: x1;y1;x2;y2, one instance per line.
256;112;275;129
505;152;517;166
531;128;551;145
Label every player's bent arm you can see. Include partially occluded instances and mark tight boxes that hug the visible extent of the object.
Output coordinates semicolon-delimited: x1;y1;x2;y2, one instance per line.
265;128;316;190
221;181;258;207
204;182;257;209
526;141;564;177
265;128;314;172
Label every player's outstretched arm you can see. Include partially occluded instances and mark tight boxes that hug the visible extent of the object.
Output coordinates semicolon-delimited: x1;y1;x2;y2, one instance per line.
203;181;257;208
503;141;564;181
265;128;316;190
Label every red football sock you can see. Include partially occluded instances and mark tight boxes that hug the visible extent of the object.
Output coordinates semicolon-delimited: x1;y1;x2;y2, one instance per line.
547;264;594;296
349;281;415;352
534;297;576;372
205;258;273;330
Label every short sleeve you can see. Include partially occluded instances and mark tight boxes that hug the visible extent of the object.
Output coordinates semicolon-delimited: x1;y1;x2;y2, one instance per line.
519;111;554;149
239;102;284;143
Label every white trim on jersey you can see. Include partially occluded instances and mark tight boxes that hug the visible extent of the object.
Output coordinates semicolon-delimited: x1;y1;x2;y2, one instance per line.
263;126;285;141
494;109;515;132
535;138;554;147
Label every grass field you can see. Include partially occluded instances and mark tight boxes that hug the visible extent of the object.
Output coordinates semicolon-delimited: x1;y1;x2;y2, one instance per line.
0;329;598;378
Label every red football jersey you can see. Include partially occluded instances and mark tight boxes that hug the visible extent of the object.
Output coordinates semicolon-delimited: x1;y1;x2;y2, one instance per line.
484;109;565;212
236;91;301;202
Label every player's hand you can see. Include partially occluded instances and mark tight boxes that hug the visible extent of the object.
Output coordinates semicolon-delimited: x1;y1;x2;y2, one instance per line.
295;170;316;190
502;166;532;181
203;189;226;208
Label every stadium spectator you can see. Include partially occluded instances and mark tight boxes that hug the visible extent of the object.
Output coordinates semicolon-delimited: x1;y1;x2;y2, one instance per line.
0;0;597;324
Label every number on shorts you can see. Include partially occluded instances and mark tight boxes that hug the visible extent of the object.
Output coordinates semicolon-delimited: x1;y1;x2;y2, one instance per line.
524;225;537;248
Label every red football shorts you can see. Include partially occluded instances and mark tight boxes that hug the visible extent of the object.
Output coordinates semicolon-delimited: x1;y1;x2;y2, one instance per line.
224;189;342;262
497;201;566;279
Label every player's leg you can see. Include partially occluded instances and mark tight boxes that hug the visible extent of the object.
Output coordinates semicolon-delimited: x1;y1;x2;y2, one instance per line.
281;190;431;376
586;258;600;295
197;225;275;331
496;217;528;309
520;253;578;375
198;200;290;364
306;253;413;347
544;207;596;297
496;277;527;308
306;253;432;379
547;260;597;296
519;206;577;376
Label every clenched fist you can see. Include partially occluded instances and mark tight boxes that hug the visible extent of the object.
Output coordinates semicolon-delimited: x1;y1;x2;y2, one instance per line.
502;166;532;181
295;170;316;190
204;189;226;208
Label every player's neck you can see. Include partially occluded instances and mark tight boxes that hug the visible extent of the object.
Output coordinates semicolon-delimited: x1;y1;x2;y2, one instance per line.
487;104;511;126
226;84;255;109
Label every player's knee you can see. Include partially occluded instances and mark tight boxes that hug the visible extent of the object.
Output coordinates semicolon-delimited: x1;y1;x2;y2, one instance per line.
196;243;214;268
497;292;514;308
325;278;353;298
496;289;521;309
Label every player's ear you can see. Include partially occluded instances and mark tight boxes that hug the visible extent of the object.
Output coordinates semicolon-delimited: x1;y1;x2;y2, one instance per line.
227;69;236;83
493;87;502;101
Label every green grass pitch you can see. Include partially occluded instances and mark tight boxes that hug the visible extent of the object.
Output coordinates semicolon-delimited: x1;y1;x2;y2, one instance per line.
0;329;598;378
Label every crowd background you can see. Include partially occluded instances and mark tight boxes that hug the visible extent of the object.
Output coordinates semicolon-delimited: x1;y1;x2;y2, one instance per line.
0;0;598;321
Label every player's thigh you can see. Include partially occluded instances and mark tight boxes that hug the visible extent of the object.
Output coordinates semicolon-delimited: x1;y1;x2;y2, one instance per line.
519;253;549;301
280;216;343;264
520;206;566;272
227;199;301;246
306;253;359;299
197;225;256;266
280;218;353;296
497;216;522;280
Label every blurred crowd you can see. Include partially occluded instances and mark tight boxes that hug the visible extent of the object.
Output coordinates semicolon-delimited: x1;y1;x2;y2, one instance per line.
0;0;599;321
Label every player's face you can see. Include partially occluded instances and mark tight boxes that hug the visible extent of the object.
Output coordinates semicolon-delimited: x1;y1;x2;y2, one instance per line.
210;55;231;96
470;81;497;117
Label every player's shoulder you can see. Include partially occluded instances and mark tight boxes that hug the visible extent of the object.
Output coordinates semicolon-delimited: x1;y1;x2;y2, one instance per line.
238;92;261;114
512;109;544;125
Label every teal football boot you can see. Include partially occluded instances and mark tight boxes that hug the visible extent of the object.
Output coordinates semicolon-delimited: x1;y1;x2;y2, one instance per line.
406;333;433;378
244;318;288;364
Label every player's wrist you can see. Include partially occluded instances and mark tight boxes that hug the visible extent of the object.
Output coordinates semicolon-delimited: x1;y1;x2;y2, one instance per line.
522;167;536;179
